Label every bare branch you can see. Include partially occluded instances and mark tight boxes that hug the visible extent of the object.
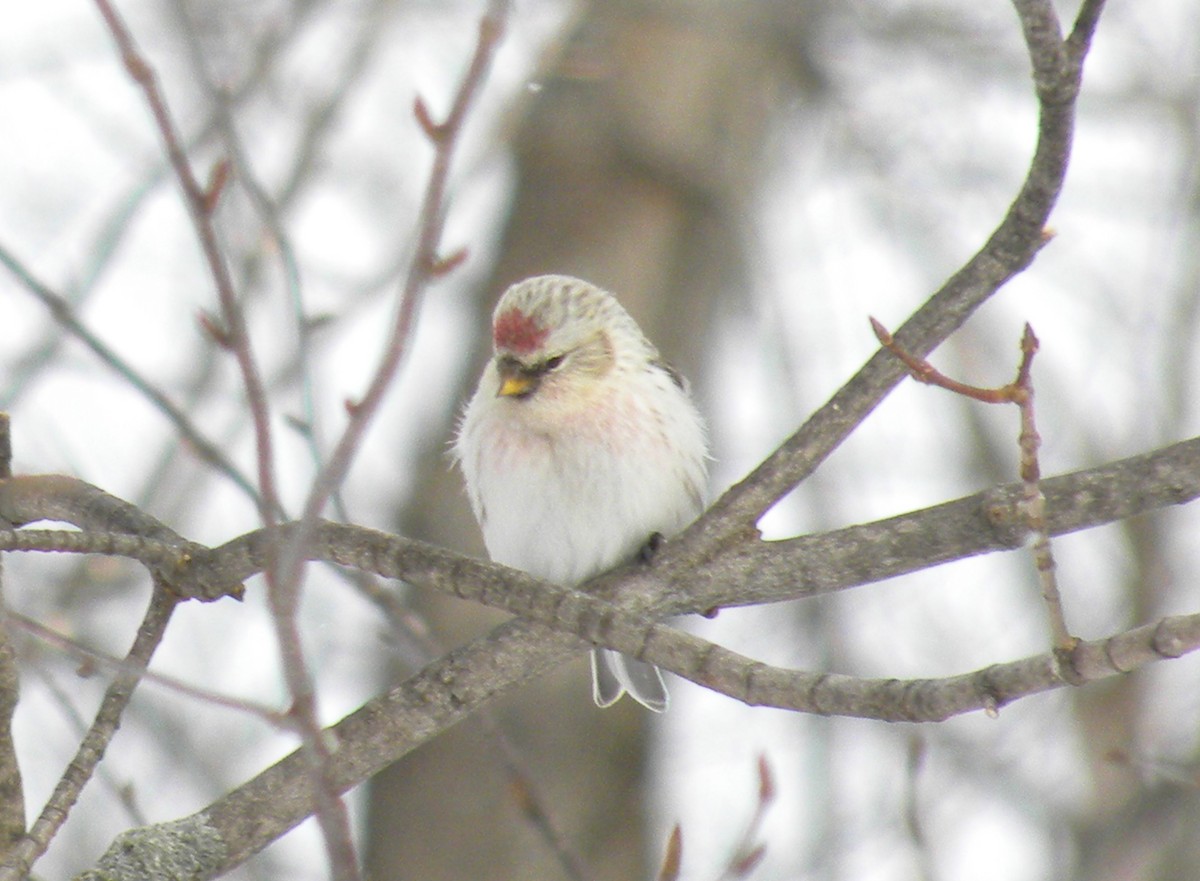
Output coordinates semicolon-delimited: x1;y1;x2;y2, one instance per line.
0;415;23;853
8;611;284;726
871;320;1073;649
0;475;242;601
9;436;1199;726
0;245;265;509
0;588;178;880
89;0;282;527
69;602;1200;879
684;0;1097;559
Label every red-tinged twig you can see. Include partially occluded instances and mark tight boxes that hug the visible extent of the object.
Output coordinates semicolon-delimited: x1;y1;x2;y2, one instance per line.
167;0;338;529
282;0;509;571
870;318;1016;403
88;0;358;873
657;825;683;881
716;756;776;881
261;5;508;870
202;158;232;214
1013;329;1074;652
412;95;443;141
871;318;1073;650
430;246;471;277
89;0;281;529
0;587;178;880
287;4;506;873
682;0;1104;567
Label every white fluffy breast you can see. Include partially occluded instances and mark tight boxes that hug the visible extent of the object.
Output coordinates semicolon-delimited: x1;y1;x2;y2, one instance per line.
456;363;707;586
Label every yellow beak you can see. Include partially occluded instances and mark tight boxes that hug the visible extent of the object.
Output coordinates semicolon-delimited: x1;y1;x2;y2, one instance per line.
497;373;536;398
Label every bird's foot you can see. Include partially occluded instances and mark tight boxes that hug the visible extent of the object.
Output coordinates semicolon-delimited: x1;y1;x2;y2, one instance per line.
638;531;665;564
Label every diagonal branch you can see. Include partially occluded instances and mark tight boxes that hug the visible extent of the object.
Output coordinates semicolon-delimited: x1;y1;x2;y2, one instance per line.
70;601;1200;879
89;0;282;529
11;428;1186;877
0;588;179;880
683;0;1098;562
0;245;265;509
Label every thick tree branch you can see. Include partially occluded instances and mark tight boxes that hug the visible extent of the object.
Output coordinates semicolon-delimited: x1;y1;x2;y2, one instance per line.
681;0;1097;560
0;475;242;601
655;436;1200;612
6;436;1197;718
6;437;1196;624
68;586;1200;878
0;416;22;856
5;434;1196;634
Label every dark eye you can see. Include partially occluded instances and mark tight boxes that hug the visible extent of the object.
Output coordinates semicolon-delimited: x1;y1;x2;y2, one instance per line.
543;354;565;371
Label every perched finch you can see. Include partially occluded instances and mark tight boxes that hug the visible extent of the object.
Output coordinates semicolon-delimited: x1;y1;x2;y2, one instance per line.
455;275;709;712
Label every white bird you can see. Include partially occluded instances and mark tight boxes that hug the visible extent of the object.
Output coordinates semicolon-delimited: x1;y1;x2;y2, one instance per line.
455;275;709;711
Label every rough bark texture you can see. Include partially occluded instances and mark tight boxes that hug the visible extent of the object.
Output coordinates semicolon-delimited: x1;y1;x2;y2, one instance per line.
0;416;24;856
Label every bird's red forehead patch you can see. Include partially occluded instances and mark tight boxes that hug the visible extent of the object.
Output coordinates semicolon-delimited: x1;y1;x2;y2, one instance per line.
493;307;548;354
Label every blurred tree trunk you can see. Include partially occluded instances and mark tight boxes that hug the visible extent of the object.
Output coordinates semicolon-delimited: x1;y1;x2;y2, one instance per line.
365;2;815;878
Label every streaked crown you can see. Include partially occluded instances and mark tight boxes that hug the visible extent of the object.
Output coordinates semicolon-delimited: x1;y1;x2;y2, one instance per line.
490;275;654;362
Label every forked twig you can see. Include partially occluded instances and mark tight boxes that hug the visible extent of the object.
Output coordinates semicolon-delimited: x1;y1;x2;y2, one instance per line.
685;0;1106;566
871;318;1073;650
88;0;355;869
0;588;179;880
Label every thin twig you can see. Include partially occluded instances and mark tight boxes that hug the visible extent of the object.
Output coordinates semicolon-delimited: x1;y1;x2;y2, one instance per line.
0;587;179;880
870;317;1015;403
656;825;683;881
9;611;284;726
0;243;266;509
269;4;508;872
903;735;937;881
88;0;281;524
31;666;148;828
166;0;327;506
1013;327;1073;650
872;319;1073;649
88;0;357;867
715;756;774;881
279;0;510;588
